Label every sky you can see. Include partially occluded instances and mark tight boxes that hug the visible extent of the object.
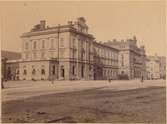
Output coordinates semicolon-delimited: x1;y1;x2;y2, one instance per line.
0;1;166;56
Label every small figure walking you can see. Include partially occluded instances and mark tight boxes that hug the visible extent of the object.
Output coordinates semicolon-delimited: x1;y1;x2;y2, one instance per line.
141;75;144;83
108;78;111;83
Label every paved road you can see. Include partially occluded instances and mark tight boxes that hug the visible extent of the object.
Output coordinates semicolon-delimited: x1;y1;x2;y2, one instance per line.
2;79;166;102
2;83;166;123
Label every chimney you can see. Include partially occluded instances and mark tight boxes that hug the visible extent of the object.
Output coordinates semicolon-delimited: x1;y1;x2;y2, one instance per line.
40;20;46;30
68;21;73;25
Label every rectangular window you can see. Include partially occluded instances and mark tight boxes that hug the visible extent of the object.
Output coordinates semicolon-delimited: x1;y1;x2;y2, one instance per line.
42;40;45;49
25;42;29;50
50;39;54;49
72;66;75;75
41;52;45;58
33;41;37;50
25;53;29;59
23;69;27;75
60;38;64;47
33;52;37;59
121;54;124;66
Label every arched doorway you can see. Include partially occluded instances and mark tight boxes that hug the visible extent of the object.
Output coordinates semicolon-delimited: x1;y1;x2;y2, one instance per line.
61;66;65;79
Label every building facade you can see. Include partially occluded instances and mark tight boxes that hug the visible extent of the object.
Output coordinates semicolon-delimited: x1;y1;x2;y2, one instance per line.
19;17;95;80
104;36;147;79
1;50;21;81
17;17;119;80
4;17;164;81
93;42;119;80
146;55;166;79
159;56;166;79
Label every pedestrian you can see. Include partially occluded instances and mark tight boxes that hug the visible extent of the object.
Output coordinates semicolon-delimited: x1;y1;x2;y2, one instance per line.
141;75;144;83
108;78;111;83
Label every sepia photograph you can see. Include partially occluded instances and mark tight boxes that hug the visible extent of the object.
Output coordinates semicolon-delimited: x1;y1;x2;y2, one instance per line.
0;0;166;123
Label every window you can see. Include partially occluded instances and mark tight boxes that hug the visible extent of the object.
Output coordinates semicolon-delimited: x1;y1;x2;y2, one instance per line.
33;41;37;49
52;65;55;75
25;42;29;50
32;69;36;75
41;52;45;58
73;38;76;48
61;66;65;77
25;53;29;59
121;54;124;66
16;70;19;74
72;50;76;59
81;65;84;78
42;40;45;49
33;52;37;59
72;66;75;75
50;52;54;58
41;69;45;75
60;38;64;47
60;49;65;58
23;69;27;75
50;39;54;49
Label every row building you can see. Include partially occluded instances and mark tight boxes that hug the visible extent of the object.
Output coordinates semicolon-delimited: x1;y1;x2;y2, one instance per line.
146;55;166;79
6;17;119;80
4;17;153;81
104;37;147;79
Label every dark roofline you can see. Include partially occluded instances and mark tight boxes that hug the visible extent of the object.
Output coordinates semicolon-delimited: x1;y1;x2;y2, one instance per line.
94;41;119;51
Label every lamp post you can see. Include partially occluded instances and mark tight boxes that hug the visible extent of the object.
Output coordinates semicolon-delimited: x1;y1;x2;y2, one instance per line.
57;24;60;80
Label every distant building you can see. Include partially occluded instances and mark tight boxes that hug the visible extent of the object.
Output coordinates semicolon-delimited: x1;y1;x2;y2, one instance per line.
1;50;21;80
146;55;166;79
93;42;119;80
159;56;166;79
104;36;147;79
3;17;165;81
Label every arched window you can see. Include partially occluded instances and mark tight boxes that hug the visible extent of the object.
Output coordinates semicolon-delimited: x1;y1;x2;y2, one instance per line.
81;65;84;78
23;69;27;75
16;70;19;74
41;69;45;75
32;69;36;75
72;66;75;75
61;66;65;78
52;65;55;75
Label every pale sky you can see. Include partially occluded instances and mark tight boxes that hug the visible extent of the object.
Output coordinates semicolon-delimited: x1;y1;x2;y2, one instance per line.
0;1;166;56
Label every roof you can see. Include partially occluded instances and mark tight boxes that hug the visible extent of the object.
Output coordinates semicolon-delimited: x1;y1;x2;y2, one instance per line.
1;50;21;60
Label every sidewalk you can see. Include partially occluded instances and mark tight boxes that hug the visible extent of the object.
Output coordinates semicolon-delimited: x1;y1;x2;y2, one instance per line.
2;79;166;102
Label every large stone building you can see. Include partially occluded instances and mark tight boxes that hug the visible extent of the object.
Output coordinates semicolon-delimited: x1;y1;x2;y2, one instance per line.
104;36;147;79
159;56;166;79
17;17;119;80
146;55;166;79
93;42;119;80
4;17;164;81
